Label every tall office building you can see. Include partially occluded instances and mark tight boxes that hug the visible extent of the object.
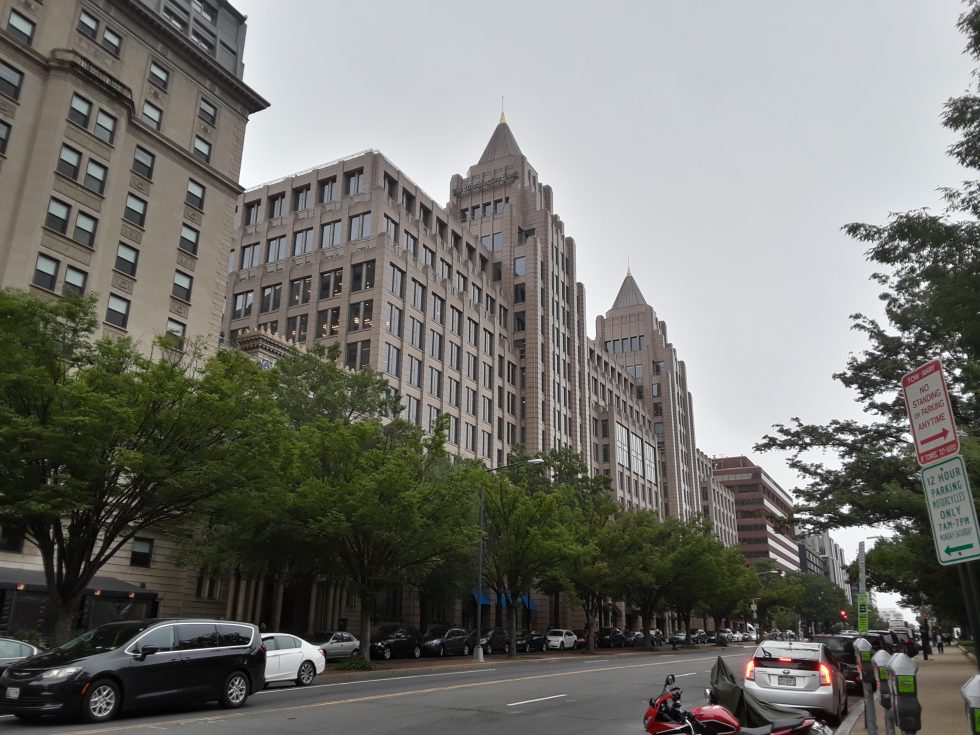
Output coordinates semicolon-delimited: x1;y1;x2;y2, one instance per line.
714;455;800;573
696;448;738;546
0;0;267;631
0;0;267;353
595;271;700;520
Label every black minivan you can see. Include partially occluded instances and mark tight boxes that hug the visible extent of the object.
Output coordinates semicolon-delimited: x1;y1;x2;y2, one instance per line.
0;619;265;723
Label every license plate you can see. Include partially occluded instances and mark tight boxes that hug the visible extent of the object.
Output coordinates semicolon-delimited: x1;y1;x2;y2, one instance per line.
777;676;796;686
5;687;19;699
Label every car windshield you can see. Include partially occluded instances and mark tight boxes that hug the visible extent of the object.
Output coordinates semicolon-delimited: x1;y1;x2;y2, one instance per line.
60;621;152;655
373;626;400;641
816;637;852;653
423;628;448;641
547;629;564;636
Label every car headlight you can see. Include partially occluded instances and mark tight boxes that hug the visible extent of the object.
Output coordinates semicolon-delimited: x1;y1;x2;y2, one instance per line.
40;666;82;681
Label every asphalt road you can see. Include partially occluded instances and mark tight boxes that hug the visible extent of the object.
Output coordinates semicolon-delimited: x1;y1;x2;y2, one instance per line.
0;647;852;735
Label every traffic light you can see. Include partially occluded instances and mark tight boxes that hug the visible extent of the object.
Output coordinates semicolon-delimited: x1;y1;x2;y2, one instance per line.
840;609;848;621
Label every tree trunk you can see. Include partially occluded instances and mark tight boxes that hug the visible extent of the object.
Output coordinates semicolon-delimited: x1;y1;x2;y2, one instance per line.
358;603;372;664
506;603;517;657
41;588;81;646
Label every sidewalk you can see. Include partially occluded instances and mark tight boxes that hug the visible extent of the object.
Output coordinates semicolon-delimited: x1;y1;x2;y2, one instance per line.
842;643;977;734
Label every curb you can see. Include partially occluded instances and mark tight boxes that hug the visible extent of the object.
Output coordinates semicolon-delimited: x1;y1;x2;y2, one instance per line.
835;696;867;735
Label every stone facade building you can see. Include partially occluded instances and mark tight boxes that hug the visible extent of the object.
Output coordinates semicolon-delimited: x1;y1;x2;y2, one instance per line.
0;0;266;632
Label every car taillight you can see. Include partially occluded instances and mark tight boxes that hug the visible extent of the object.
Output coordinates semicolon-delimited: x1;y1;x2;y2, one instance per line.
745;659;755;681
319;649;325;658
261;643;267;653
819;663;831;685
778;657;793;662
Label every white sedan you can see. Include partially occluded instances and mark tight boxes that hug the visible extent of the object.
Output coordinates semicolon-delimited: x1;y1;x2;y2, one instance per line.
545;628;577;651
316;630;361;660
262;633;326;686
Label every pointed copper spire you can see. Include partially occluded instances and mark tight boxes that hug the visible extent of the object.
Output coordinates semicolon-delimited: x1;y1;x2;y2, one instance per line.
478;114;523;164
612;270;648;309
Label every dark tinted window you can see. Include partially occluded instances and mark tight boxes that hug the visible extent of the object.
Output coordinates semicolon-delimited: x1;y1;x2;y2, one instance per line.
62;621;149;654
176;623;218;650
814;636;853;654
217;624;252;647
137;625;175;652
276;635;299;650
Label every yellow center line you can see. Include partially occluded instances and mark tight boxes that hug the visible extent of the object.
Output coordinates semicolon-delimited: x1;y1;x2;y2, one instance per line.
58;653;747;734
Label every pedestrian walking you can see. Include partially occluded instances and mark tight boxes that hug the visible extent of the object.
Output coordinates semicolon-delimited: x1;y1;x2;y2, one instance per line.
935;630;944;653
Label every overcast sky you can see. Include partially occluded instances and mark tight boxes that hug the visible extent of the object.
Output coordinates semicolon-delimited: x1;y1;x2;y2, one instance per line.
231;0;973;618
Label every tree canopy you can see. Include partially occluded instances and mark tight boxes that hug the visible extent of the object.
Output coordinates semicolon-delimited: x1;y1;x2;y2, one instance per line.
755;6;980;622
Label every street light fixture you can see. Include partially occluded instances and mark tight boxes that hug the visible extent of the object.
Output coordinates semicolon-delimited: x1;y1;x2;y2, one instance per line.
474;457;545;662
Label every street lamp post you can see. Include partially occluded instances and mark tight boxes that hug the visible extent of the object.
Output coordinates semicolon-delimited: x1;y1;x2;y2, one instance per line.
474;457;544;662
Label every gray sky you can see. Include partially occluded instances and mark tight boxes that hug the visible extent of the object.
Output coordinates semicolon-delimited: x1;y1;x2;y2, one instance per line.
232;0;973;617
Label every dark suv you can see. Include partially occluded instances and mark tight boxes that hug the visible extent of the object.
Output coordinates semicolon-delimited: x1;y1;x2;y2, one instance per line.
0;619;264;723
812;634;862;692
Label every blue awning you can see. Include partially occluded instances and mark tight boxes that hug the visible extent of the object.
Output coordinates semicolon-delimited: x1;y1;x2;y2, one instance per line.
472;588;491;605
517;593;537;610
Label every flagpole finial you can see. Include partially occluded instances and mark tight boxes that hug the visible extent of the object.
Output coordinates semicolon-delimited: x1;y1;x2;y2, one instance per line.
500;96;506;124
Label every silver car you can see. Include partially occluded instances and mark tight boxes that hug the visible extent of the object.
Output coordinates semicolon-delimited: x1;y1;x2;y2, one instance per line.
744;641;848;724
314;631;360;660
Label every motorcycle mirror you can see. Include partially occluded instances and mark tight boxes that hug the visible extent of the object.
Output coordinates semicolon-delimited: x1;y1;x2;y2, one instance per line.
665;674;675;686
704;688;712;702
649;697;656;707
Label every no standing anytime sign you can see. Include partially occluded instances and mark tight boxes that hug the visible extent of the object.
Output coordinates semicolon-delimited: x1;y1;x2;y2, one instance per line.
901;359;960;467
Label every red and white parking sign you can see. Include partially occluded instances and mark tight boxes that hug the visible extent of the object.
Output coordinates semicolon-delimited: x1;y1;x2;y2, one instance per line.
901;359;960;466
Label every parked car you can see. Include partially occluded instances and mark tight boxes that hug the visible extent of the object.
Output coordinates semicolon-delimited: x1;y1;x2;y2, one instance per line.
514;630;547;653
731;631;744;643
890;628;919;657
671;630;689;644
314;631;360;661
369;626;422;660
0;618;264;723
867;629;902;655
812;634;863;692
673;629;706;644
597;627;627;647
744;640;849;724
545;629;577;651
623;629;645;647
421;627;472;657
648;629;665;646
262;633;325;687
476;627;510;655
861;630;894;655
0;639;41;676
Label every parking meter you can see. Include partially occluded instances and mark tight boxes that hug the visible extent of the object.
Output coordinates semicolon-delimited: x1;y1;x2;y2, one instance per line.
962;675;980;734
853;638;878;735
873;649;892;707
874;649;896;735
886;652;922;734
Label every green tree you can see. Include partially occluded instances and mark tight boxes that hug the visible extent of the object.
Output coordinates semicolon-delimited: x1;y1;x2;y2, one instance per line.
663;518;729;642
697;548;759;643
791;573;851;634
536;449;621;653
293;417;478;662
0;290;286;643
755;5;980;621
617;511;679;650
481;455;564;657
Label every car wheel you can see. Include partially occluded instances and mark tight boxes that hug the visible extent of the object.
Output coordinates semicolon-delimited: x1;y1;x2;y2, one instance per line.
485;643;492;655
219;671;250;709
412;645;422;659
439;645;446;657
81;678;121;723
842;694;849;716
504;642;510;654
559;642;565;651
350;648;359;658
463;643;471;656
525;643;532;653
383;646;392;660
296;661;317;686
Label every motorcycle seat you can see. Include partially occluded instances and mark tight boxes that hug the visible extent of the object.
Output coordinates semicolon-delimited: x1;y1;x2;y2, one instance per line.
738;727;773;735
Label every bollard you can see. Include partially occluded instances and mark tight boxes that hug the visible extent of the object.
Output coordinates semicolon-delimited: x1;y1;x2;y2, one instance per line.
962;674;980;734
855;638;878;735
886;652;922;735
874;648;895;735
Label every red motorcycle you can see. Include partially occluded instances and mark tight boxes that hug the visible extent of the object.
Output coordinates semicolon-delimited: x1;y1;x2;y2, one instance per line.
642;675;831;735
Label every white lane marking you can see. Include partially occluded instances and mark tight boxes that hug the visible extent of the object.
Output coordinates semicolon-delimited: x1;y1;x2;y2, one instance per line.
508;693;567;707
255;667;496;695
674;672;696;677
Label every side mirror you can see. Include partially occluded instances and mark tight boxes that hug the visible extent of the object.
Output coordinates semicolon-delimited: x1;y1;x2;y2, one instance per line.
649;697;656;707
665;674;675;686
135;645;159;661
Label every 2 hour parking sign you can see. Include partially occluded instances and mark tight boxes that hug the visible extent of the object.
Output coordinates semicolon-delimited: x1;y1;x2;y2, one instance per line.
920;455;980;566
